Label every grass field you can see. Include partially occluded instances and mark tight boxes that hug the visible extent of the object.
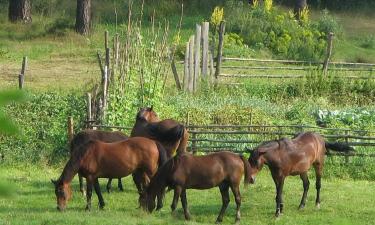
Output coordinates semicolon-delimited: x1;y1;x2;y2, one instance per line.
1;165;375;225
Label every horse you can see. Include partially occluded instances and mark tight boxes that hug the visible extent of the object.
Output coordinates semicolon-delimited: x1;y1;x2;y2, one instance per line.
246;131;354;217
52;137;167;211
131;106;189;158
141;151;251;223
70;130;128;194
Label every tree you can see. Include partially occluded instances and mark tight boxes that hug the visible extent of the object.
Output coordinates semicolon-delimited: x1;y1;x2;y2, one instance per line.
294;0;307;20
8;0;32;23
75;0;92;35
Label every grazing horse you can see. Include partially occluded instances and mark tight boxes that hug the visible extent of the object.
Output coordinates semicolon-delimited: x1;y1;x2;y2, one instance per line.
70;130;128;193
247;132;354;217
142;151;251;223
131;106;189;158
52;137;167;211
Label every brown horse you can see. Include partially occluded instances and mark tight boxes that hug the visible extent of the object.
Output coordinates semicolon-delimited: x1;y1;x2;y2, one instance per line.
52;137;167;211
247;132;354;217
142;151;251;223
70;130;128;193
131;106;189;158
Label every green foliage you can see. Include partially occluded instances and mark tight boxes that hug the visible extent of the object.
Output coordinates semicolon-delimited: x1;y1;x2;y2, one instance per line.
225;2;340;61
315;9;343;36
0;91;85;164
105;16;170;126
0;90;25;135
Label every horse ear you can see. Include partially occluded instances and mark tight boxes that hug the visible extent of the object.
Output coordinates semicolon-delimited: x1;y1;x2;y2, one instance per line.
150;105;153;111
258;148;267;155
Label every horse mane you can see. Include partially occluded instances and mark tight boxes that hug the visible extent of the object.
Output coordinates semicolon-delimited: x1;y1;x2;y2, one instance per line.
147;122;185;143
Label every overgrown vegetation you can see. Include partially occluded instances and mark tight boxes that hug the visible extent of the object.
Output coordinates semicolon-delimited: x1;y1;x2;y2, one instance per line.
0;91;85;164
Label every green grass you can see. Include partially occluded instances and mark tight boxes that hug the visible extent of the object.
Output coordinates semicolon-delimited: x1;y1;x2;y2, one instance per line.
1;165;375;225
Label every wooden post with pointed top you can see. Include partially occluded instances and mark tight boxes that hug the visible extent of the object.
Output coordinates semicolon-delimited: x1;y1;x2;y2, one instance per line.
215;21;225;85
18;56;27;89
323;32;334;75
67;117;74;143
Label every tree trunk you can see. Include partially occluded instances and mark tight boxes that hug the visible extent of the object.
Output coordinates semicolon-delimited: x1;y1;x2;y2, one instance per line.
75;0;91;35
294;0;307;20
8;0;32;23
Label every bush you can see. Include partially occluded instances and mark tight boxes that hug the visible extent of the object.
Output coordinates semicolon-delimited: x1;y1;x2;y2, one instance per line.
224;1;341;61
0;91;85;165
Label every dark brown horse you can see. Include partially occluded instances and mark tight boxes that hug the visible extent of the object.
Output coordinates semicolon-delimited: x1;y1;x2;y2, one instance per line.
131;106;189;158
70;130;128;193
247;132;354;217
142;151;251;223
52;137;167;211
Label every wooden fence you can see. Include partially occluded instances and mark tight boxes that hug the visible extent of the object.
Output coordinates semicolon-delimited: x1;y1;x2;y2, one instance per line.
176;22;375;89
86;122;375;158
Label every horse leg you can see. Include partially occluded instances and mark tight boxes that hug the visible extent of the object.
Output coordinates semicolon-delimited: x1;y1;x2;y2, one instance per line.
94;178;105;209
180;189;191;220
85;177;94;211
230;183;241;223
118;178;124;191
106;178;113;193
216;182;230;224
132;170;143;194
171;185;182;213
273;174;285;217
299;172;310;209
314;163;323;208
132;170;144;208
78;173;86;195
156;183;166;211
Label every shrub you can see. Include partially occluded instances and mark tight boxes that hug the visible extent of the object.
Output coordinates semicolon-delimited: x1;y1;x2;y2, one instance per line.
224;2;341;61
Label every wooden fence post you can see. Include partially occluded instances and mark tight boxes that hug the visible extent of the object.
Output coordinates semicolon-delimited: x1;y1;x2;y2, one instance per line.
323;32;334;74
105;30;109;50
86;93;92;129
188;36;195;92
214;21;225;84
114;33;120;68
67;117;74;143
201;22;209;78
192;132;197;155
194;24;201;92
170;54;182;90
18;56;27;89
184;41;190;90
345;130;349;164
102;66;108;120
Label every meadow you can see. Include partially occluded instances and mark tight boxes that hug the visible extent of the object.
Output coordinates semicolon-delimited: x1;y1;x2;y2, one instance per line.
1;1;375;224
1;165;375;225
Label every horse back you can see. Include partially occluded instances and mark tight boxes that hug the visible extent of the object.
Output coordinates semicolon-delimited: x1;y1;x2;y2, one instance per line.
173;152;243;189
80;137;159;178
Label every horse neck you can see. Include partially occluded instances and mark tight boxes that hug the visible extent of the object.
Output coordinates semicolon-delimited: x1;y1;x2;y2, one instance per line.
58;158;79;185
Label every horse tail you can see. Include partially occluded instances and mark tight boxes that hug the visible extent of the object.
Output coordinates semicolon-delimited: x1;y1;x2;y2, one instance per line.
325;141;355;153
240;154;251;186
155;141;168;167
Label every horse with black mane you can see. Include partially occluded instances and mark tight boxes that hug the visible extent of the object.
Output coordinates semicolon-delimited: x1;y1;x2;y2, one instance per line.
131;106;189;158
247;131;354;217
52;137;167;211
141;151;251;223
70;129;128;194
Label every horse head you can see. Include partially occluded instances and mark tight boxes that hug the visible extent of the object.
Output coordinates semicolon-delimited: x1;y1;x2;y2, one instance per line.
246;147;267;184
51;179;72;211
136;106;160;123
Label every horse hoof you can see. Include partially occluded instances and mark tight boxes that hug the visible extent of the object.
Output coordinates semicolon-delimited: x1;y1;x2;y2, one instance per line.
316;203;321;209
85;206;91;211
298;204;305;210
215;220;222;224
